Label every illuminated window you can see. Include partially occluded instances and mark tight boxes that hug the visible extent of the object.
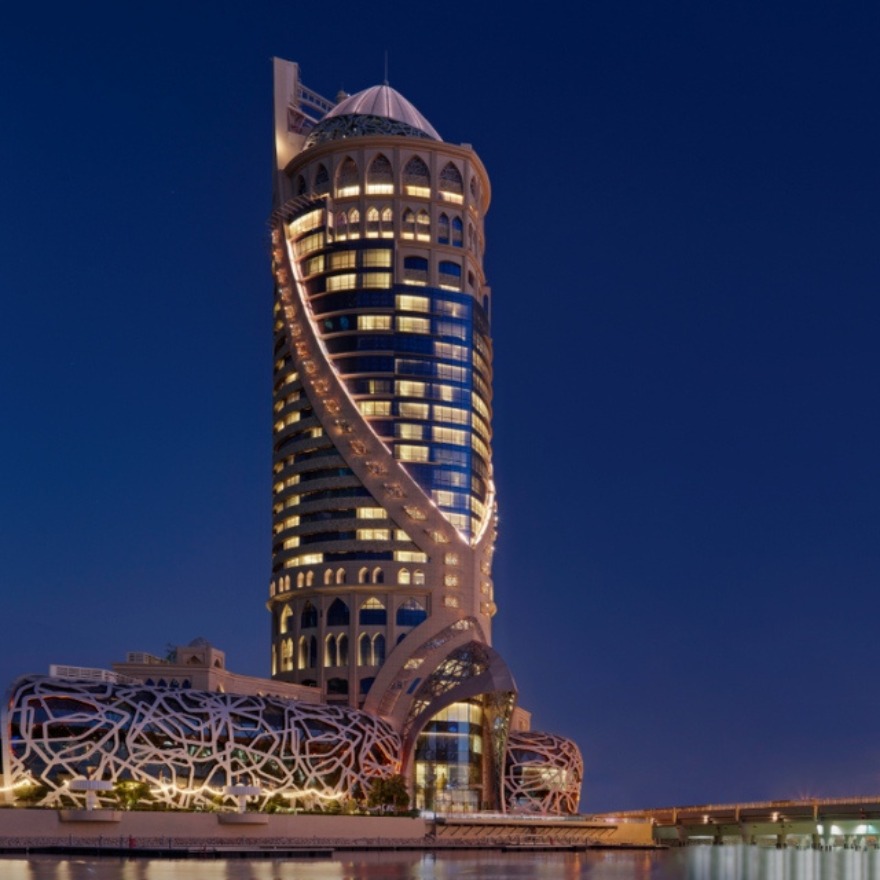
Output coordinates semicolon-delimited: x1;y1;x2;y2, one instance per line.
396;380;427;397
363;250;391;269
396;294;429;312
380;207;393;238
396;423;424;440
444;596;460;608
357;507;386;519
432;426;467;446
294;231;324;256
336;157;360;197
357;314;392;332
280;605;293;634
366;154;394;194
444;574;459;588
404;156;430;197
335;211;348;241
365;206;380;237
347;207;361;239
396;444;429;462
416;210;430;241
395;529;411;542
289;209;323;237
330;251;357;270
282;537;300;550
396;316;430;334
394;550;428;563
358;633;371;666
402;208;416;239
326;273;357;291
362;272;391;288
434;405;468;424
439;162;464;202
399;568;411;585
399;402;429;419
304;255;325;276
413;570;426;585
357;399;391;416
445;552;459;566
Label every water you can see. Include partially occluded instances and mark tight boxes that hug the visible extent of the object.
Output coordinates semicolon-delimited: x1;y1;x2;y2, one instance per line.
4;848;880;879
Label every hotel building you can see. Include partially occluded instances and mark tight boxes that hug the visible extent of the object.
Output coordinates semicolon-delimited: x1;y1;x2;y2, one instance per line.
1;60;582;816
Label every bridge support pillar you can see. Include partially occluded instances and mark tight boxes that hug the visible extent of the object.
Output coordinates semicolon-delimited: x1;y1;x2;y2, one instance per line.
811;834;822;850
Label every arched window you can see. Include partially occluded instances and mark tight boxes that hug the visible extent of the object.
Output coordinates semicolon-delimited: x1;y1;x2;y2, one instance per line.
366;206;380;237
468;223;476;251
358;633;371;666
284;575;291;591
336;157;360;197
372;566;384;584
439;162;464;202
416;210;430;241
327;598;350;626
367;154;394;194
358;566;370;584
323;569;334;586
402;208;416;239
398;568;411;585
336;211;348;241
336;568;346;585
305;571;314;587
315;164;330;195
359;597;387;626
301;601;318;629
324;634;336;667
372;634;386;666
438;213;450;245
413;569;426;585
296;573;305;589
396;598;427;627
404;156;430;196
337;633;349;666
380;207;393;237
452;216;463;247
294;174;307;196
298;636;308;670
348;207;360;239
308;635;318;668
280;605;293;634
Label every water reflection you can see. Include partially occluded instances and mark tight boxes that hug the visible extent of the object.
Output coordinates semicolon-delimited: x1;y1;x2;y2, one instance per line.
4;847;880;880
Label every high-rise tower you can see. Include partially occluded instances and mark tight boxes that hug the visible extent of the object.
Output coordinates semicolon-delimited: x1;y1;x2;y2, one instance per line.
268;60;518;810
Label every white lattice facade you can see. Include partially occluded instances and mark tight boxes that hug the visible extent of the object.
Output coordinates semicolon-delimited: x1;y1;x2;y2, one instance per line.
505;730;585;816
3;676;400;811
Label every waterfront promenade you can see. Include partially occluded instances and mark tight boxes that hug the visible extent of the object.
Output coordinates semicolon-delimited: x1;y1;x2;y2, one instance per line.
0;808;654;855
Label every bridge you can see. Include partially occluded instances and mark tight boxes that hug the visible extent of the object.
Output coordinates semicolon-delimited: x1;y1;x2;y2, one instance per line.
596;796;880;848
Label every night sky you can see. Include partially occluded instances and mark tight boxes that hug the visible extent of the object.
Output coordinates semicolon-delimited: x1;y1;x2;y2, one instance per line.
3;2;879;813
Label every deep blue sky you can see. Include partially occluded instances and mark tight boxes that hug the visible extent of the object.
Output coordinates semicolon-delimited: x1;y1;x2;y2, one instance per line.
3;1;879;813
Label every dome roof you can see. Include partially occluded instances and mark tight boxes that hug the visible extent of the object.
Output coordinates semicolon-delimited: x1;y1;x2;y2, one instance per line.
321;84;441;140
